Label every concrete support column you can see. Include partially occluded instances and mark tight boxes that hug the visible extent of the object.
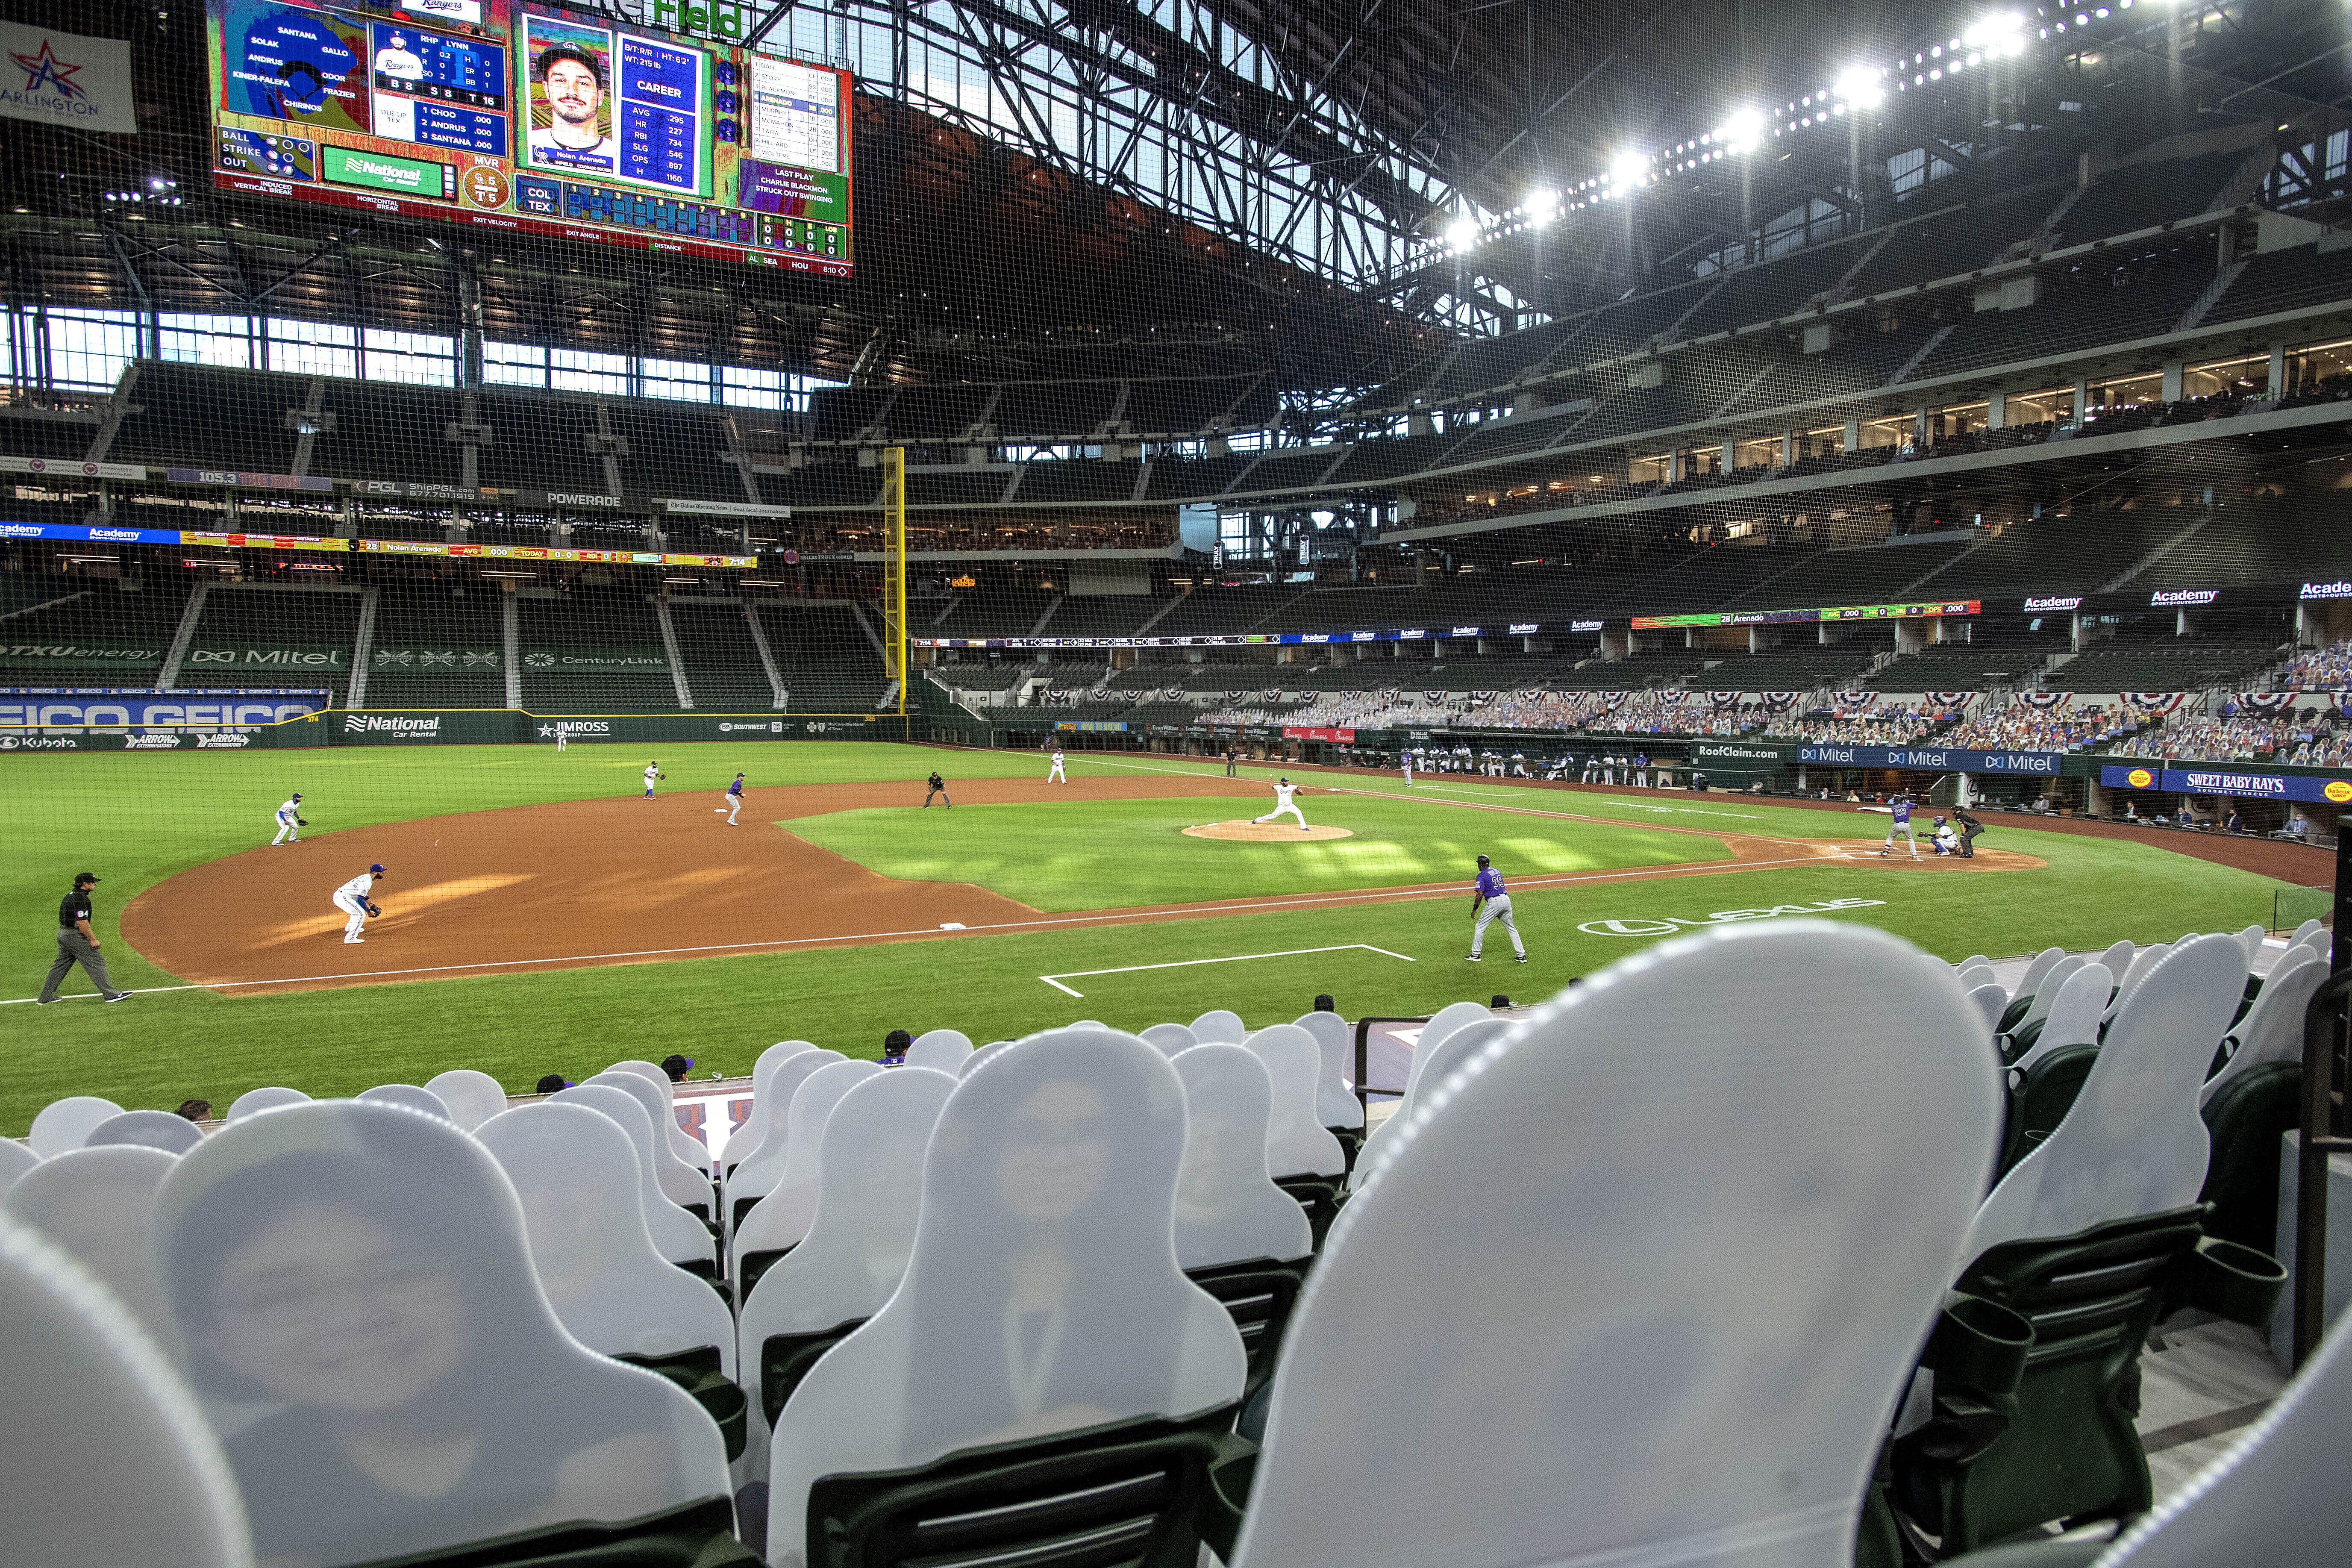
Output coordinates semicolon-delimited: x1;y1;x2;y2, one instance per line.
2269;343;2288;399
1601;630;1630;660
1720;438;1736;473
2162;360;2184;403
2073;612;2090;651
2086;780;2109;818
1842;418;1861;453
1895;618;1927;654
2071;379;2090;424
1780;431;1795;466
1988;391;2007;430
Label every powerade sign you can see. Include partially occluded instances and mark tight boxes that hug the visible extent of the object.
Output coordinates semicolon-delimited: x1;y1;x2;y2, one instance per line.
2101;763;2352;804
0;688;329;736
1797;744;2061;775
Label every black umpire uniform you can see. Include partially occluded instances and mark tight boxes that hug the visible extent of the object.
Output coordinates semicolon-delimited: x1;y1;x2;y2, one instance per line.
38;872;130;1004
923;771;951;808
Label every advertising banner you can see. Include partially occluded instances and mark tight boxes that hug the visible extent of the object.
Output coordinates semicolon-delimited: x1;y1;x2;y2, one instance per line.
2100;763;2352;804
0;687;330;740
518;646;670;674
1282;726;1357;743
1796;743;2064;775
0;23;137;133
182;643;350;671
0;640;164;667
373;646;503;669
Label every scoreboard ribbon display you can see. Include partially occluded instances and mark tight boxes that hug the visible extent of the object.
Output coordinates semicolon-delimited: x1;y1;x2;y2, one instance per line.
205;0;853;275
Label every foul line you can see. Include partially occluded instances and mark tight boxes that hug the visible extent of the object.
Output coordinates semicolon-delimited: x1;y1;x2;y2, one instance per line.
0;853;1837;1005
1038;943;1416;998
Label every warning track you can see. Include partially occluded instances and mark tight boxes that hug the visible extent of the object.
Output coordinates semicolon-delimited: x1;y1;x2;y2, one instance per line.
112;774;2032;998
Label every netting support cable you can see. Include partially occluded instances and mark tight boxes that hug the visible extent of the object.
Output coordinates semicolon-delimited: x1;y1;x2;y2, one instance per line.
347;586;379;708
157;582;207;691
882;445;908;716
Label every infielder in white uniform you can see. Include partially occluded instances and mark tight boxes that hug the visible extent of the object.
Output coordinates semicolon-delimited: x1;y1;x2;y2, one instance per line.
272;793;304;846
643;761;663;799
1401;750;1414;786
1466;853;1527;962
1047;747;1067;783
1254;776;1310;832
332;863;384;944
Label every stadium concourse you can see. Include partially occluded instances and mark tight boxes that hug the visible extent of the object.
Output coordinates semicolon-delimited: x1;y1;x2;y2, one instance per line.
9;0;2352;1562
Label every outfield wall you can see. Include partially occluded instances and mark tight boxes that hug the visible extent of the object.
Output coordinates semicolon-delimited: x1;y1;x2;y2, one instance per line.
0;706;916;750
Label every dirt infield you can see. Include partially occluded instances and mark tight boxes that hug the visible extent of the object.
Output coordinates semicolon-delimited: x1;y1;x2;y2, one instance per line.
118;774;2037;995
1183;821;1358;842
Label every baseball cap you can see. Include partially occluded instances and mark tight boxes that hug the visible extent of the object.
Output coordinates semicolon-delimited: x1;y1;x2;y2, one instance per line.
291;792;302;800
74;871;100;885
1476;853;1490;867
660;1053;693;1081
369;863;386;874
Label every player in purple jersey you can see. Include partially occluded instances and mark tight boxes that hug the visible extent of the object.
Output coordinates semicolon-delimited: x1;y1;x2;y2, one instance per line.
1465;853;1526;963
721;771;746;826
1881;794;1920;858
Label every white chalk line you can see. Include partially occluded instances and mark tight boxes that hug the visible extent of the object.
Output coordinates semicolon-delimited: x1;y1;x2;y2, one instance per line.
1039;943;1416;997
2;853;1835;1006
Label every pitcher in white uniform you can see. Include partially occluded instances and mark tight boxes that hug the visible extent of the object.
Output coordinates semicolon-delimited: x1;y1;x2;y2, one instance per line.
1255;776;1310;832
332;864;384;944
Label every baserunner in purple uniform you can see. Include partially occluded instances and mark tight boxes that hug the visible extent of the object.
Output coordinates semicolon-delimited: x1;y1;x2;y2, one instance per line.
1465;853;1526;964
1881;794;1920;859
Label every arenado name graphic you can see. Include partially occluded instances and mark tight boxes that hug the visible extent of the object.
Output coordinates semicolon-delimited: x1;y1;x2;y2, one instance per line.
1578;896;1887;937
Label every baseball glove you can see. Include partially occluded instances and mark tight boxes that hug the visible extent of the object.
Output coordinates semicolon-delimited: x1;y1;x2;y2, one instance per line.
365;902;382;918
658;773;667;780
297;817;309;826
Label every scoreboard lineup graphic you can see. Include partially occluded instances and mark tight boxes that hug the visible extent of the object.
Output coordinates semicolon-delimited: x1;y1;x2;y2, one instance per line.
204;0;853;274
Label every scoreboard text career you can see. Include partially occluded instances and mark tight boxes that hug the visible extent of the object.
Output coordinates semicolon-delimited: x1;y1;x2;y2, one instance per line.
205;0;853;275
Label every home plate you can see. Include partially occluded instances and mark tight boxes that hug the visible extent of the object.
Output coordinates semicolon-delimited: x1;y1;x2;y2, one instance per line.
1183;821;1356;842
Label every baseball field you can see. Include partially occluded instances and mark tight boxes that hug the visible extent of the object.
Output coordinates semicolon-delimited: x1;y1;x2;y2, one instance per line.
0;739;2324;1133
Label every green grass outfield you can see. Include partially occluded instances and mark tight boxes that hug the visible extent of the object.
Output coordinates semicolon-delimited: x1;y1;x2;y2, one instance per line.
0;742;2301;1133
786;792;1717;910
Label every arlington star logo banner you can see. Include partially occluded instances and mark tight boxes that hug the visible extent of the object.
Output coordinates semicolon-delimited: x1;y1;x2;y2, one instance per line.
0;25;137;133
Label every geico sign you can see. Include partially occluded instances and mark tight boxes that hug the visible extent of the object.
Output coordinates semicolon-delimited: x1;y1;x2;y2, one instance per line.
0;699;311;731
1577;896;1887;937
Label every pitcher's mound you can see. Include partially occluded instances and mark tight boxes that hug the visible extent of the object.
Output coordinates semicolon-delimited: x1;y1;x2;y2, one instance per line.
1184;820;1356;843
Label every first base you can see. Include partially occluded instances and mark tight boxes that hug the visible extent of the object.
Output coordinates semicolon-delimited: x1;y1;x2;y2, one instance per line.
1183;820;1355;842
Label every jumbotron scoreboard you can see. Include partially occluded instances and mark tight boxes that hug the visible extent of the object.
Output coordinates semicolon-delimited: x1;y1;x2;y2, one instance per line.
204;0;853;275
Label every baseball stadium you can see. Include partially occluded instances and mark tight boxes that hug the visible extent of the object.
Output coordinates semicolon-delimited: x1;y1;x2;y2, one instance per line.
5;0;2352;1565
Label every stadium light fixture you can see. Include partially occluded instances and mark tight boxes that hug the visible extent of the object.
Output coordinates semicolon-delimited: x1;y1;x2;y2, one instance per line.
1606;149;1651;195
1834;65;1886;109
1963;12;2028;56
1445;215;1482;251
1715;107;1767;155
1526;188;1561;226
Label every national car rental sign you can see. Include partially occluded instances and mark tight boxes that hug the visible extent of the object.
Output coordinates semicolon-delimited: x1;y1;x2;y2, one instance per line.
0;25;137;134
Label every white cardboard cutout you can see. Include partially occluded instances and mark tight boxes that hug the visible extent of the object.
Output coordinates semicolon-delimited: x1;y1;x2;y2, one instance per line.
423;1070;509;1133
1402;1002;1495;1105
2096;939;2135;980
1968;936;2249;1261
1170;1045;1312;1270
2014;946;2065;1000
1244;1025;1347;1180
586;1072;714;1212
735;1068;958;1474
2018;954;2087;1030
1140;1023;1197;1057
29;1096;124;1157
1292;1011;1364;1130
550;1085;714;1267
85;1109;203;1156
606;1059;709;1163
475;1102;735;1374
726;1051;845;1200
1229;921;2000;1568
905;1030;974;1071
1190;1009;1248;1044
357;1084;454;1123
1347;1015;1514;1191
0;1137;44;1196
2288;927;2330;963
2106;942;2175;1022
0;1212;253;1568
763;1027;1245;1567
2084;1306;2352;1566
3;1144;182;1353
726;1042;817;1173
223;1087;310;1122
153;1101;729;1568
731;1060;885;1276
2201;949;2329;1106
2011;962;2113;1074
1966;982;2009;1035
2236;924;2267;966
2289;917;2323;945
963;1041;1014;1075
